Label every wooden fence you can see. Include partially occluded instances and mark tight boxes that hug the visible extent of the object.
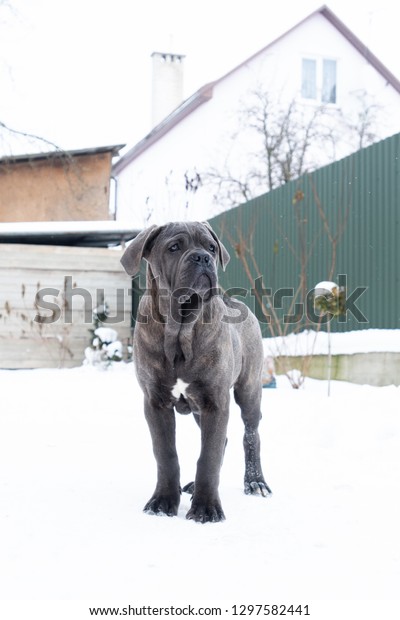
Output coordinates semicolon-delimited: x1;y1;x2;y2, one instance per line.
0;243;132;368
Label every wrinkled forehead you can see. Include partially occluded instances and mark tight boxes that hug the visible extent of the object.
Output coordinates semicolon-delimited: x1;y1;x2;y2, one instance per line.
157;222;212;245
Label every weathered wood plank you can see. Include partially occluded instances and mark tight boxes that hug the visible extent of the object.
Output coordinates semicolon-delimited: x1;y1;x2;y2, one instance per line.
0;243;134;368
0;244;128;271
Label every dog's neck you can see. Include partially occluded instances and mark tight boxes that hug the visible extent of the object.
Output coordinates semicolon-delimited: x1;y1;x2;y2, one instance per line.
146;266;217;366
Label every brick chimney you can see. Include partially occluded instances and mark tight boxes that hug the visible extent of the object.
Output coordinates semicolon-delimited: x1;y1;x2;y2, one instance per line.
151;52;185;127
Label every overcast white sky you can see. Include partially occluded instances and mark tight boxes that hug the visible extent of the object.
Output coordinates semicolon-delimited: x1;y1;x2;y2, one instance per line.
0;0;399;155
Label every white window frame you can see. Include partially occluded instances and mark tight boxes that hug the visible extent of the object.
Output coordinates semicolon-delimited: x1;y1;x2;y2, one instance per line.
301;56;338;105
301;58;317;100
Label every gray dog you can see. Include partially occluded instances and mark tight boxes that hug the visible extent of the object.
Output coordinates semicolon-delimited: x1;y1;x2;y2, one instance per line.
121;221;271;523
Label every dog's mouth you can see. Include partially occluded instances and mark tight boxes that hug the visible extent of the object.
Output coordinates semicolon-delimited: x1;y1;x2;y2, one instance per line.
195;273;214;300
178;274;213;304
175;275;214;320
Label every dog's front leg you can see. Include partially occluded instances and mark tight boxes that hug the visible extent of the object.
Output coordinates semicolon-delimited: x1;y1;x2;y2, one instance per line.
186;405;229;523
143;398;181;517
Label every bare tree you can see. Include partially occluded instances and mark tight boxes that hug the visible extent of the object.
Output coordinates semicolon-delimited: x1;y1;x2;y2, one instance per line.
218;177;352;388
243;93;337;190
204;89;381;210
0;120;62;156
0;1;62;157
345;90;382;150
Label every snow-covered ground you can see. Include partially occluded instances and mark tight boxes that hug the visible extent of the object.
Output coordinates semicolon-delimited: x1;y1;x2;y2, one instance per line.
0;361;399;619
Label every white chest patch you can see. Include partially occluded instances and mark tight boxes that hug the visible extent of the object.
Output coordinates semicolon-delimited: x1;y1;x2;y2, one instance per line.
171;378;190;400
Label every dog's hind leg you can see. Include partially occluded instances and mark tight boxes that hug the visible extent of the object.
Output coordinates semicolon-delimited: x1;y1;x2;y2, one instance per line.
193;411;201;428
234;383;272;497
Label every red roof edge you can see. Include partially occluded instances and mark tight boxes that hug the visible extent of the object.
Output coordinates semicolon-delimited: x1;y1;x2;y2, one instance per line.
113;84;214;174
320;6;400;93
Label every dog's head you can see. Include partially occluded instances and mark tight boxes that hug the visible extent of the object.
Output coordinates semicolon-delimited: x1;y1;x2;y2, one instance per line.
121;221;230;304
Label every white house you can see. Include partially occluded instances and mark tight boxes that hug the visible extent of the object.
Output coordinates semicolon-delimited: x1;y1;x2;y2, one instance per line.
113;5;400;227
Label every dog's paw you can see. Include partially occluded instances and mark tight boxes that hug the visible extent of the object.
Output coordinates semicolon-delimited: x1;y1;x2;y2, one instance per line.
186;497;226;523
143;494;180;517
244;480;272;497
182;481;195;495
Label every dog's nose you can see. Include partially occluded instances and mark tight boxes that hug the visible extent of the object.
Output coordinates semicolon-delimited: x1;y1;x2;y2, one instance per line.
190;251;210;265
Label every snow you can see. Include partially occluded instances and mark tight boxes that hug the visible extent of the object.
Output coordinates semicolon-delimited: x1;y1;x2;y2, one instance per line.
94;327;119;344
264;328;400;357
0;362;399;619
314;281;338;292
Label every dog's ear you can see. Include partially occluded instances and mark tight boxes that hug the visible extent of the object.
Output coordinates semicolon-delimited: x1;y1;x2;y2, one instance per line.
202;221;230;271
121;225;162;276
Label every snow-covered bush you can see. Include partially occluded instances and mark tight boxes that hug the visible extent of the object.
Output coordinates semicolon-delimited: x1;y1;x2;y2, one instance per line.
84;304;123;369
314;280;346;395
314;281;346;317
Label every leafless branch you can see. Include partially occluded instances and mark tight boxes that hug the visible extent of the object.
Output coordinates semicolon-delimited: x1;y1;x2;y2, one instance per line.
203;88;381;211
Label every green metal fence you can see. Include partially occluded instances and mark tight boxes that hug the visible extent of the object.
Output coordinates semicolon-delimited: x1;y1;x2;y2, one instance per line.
209;132;400;335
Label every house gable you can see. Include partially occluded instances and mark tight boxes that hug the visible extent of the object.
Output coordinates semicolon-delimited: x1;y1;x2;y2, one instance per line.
114;5;400;175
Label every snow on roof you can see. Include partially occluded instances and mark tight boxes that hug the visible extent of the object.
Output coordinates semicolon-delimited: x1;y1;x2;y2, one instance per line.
0;144;125;165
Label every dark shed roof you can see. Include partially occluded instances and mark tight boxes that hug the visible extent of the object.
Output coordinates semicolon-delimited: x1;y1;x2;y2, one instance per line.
0;221;139;248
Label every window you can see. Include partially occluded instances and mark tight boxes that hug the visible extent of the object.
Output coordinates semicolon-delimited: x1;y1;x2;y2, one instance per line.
322;59;337;103
301;57;337;104
301;59;317;99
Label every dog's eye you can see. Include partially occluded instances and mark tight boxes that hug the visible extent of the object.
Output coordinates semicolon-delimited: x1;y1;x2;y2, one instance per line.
209;244;216;253
169;243;179;252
